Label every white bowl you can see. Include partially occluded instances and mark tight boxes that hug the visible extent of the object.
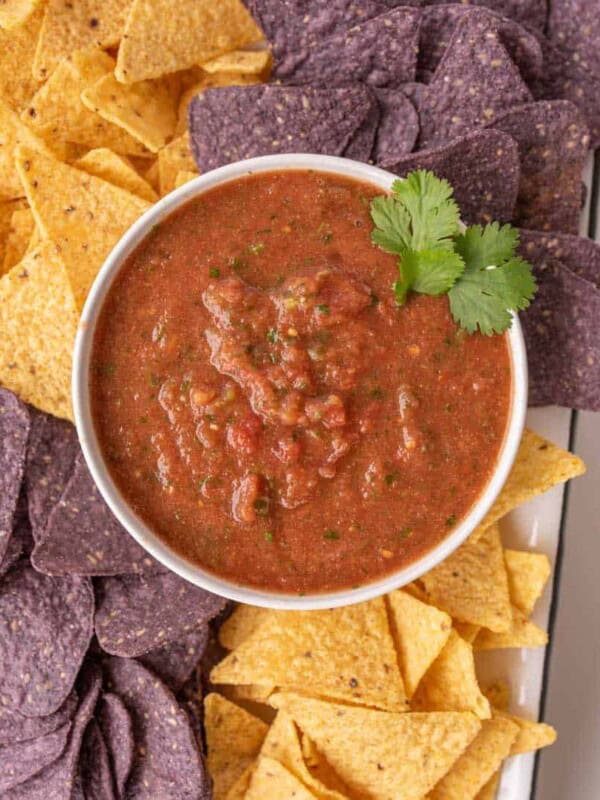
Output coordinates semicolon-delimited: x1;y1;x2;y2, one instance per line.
73;153;527;610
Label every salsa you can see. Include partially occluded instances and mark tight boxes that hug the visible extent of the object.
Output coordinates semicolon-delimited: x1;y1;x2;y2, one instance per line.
91;170;512;594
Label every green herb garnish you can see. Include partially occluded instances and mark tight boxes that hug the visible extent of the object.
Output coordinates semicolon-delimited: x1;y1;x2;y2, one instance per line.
370;170;536;335
209;267;220;278
324;529;340;540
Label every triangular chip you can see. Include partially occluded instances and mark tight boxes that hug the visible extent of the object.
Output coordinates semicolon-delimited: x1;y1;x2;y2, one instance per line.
204;693;268;800
157;132;196;195
270;694;481;800
0;98;56;200
175;72;260;134
0;7;44;110
142;159;159;192
301;734;354;798
494;710;557;755
2;207;35;273
504;549;551;615
115;0;262;84
23;48;149;156
474;606;548;650
0;0;41;29
223;684;275;706
75;148;158;202
15;145;150;309
211;599;407;711
33;0;131;80
81;73;177;153
482;680;510;712
219;605;271;651
174;169;199;189
429;716;519;800
260;712;348;800
202;49;271;75
420;525;512;634
0;241;78;419
386;589;452;698
413;630;491;719
224;767;254;800
475;770;501;800
0;201;19;264
453;622;481;643
245;757;319;800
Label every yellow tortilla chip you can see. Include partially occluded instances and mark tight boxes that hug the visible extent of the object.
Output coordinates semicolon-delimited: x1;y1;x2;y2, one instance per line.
300;734;353;798
224;766;254;800
245;757;319;800
204;693;268;800
0;8;44;111
420;525;512;634
479;430;585;530
0;200;24;265
33;0;131;80
453;622;481;643
504;549;551;616
15;145;150;309
175;72;260;134
81;73;177;153
2;207;35;273
494;711;557;755
174;169;199;189
474;606;548;650
413;630;491;719
202;49;271;75
0;98;56;200
482;680;510;712
385;589;452;698
115;0;263;84
0;241;78;420
219;605;271;650
75;148;158;202
24;49;150;156
223;684;274;704
271;694;481;800
429;717;519;800
158;132;196;195
211;598;407;711
141;158;159;192
475;770;501;800
0;0;42;29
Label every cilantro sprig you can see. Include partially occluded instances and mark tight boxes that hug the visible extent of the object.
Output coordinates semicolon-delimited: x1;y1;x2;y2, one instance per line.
370;170;537;335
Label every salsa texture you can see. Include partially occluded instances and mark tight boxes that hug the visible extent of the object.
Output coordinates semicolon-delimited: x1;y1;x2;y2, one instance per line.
91;170;512;593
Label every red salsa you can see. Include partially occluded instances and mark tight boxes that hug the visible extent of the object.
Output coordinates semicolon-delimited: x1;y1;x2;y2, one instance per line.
91;170;512;594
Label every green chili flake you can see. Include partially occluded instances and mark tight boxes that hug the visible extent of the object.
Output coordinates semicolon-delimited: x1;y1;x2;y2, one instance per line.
399;527;413;539
254;497;270;516
180;380;191;393
266;328;278;344
98;362;116;377
139;415;149;424
385;472;398;486
229;256;246;272
209;267;220;278
324;529;340;541
370;386;384;400
264;531;274;542
148;373;161;387
247;242;265;255
446;515;457;527
444;404;453;412
370;293;380;306
316;304;329;315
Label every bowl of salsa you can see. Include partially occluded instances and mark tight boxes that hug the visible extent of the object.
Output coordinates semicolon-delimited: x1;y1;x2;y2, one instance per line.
73;154;527;609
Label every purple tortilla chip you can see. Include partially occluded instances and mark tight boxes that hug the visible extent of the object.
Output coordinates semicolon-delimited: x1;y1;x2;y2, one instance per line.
276;8;421;87
417;12;532;148
423;0;547;30
532;37;600;149
79;721;115;800
97;693;134;798
0;692;78;747
488;100;590;234
139;626;209;693
548;0;600;82
103;658;210;800
0;564;94;717
519;230;600;290
373;88;419;162
0;492;31;576
32;453;160;577
418;6;543;85
94;571;226;657
189;84;378;171
380;128;520;225
342;89;380;161
0;723;71;793
0;389;30;563
25;410;79;542
4;663;101;800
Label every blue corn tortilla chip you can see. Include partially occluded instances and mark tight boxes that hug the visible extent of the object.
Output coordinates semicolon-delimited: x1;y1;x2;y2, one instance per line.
519;230;600;290
25;410;79;541
426;0;547;30
0;389;30;563
372;88;419;163
0;723;71;793
97;693;134;798
276;8;421;87
0;693;78;747
32;453;160;577
380;128;520;225
4;663;102;800
489;100;590;234
337;88;380;162
532;37;600;149
547;0;600;82
0;492;31;577
189;84;378;171
418;5;543;85
139;626;209;693
94;571;226;657
418;12;532;148
103;658;210;800
79;720;115;800
0;563;94;717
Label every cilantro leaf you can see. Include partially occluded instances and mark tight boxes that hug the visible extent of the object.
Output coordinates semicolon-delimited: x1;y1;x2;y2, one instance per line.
454;222;520;270
390;170;461;251
394;248;465;305
370;195;411;255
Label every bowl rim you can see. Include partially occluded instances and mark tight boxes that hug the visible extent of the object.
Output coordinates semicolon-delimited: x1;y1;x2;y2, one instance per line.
72;153;528;610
